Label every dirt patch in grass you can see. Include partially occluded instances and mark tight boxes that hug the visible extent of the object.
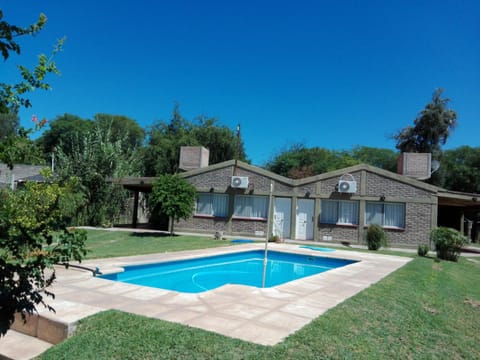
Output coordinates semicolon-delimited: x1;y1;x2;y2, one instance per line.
464;298;480;308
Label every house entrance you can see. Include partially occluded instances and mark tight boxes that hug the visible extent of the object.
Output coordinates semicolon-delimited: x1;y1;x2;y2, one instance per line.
273;198;292;239
295;198;314;240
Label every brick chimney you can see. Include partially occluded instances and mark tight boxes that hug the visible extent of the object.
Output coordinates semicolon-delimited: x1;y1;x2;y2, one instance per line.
179;146;209;171
397;153;432;180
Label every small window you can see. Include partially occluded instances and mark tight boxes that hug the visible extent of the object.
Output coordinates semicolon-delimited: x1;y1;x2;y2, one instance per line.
320;200;359;225
233;195;268;219
195;193;229;217
365;202;405;228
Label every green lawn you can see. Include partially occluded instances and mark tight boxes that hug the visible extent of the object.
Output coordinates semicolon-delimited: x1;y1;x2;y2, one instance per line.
81;229;234;259
39;230;480;359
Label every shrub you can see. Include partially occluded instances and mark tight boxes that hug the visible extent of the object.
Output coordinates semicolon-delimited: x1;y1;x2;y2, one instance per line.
417;244;429;257
366;224;388;250
269;235;279;242
430;227;469;262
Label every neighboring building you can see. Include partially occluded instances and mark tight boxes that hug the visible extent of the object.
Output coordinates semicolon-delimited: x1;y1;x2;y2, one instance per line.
0;164;46;189
114;158;480;247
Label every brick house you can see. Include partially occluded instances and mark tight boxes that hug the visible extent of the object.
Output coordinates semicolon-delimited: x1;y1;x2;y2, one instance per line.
113;154;480;247
173;160;443;246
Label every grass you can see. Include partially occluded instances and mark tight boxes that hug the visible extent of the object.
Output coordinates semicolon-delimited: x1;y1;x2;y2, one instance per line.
38;230;480;359
40;256;480;359
80;229;234;259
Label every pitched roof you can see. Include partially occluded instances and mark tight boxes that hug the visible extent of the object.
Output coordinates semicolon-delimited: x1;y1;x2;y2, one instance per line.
0;163;46;185
181;160;439;193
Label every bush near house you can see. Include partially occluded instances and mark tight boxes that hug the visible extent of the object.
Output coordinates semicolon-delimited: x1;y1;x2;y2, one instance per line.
417;244;429;257
366;224;388;250
430;227;469;262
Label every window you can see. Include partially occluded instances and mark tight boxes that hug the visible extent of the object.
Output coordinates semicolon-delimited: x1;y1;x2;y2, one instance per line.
233;195;268;219
365;202;405;228
195;193;229;217
320;200;358;225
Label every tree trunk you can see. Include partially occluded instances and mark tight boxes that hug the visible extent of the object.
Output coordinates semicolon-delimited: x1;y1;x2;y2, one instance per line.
169;217;174;236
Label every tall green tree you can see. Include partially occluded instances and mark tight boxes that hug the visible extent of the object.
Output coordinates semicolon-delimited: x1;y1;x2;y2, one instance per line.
0;112;19;141
36;114;93;156
149;174;196;235
93;114;145;150
349;146;398;172
442;146;480;193
55;123;141;226
265;144;358;179
394;89;457;159
142;105;247;176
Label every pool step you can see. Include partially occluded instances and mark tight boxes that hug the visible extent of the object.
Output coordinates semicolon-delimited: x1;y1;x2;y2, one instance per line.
0;330;53;360
1;300;103;358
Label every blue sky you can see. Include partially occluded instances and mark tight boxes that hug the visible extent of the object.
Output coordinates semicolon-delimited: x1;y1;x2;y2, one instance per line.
3;0;479;165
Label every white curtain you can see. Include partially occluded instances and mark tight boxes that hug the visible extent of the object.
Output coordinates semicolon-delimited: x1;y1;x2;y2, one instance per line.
365;202;383;225
384;203;405;228
338;201;359;225
366;202;405;228
321;200;358;225
234;195;268;219
196;193;228;217
320;200;338;224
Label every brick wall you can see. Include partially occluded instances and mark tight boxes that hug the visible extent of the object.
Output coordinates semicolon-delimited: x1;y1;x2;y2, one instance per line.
365;172;431;199
175;163;436;247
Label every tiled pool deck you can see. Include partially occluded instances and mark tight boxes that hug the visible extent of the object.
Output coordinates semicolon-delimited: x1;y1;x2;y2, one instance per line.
43;243;411;346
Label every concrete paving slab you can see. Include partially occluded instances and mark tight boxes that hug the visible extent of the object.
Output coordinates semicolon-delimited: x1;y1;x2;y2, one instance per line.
0;330;52;360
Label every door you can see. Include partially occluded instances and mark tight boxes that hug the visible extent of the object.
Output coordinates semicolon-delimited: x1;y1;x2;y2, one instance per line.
296;199;314;240
273;198;291;239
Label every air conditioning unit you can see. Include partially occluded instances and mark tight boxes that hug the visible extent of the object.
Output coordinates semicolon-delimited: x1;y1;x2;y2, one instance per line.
338;180;357;193
231;176;249;189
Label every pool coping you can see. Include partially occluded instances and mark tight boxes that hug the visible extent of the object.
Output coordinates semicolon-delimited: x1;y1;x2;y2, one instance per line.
47;243;412;346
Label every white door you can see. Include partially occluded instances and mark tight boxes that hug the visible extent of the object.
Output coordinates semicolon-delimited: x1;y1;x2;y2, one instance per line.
296;199;314;240
273;198;291;239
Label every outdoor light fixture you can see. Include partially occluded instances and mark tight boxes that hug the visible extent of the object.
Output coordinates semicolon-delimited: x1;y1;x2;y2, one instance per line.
380;195;386;202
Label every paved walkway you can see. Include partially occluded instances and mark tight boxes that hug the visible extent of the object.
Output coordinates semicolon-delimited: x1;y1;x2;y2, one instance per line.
44;244;410;346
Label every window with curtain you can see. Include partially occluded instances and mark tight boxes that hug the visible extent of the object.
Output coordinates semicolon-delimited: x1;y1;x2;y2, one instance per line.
320;200;359;225
365;202;405;228
195;193;229;217
233;195;268;219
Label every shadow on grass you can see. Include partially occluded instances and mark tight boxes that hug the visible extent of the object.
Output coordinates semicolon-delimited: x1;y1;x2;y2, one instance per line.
130;232;178;238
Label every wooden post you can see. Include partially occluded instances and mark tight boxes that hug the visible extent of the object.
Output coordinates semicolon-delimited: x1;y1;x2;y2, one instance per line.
132;190;139;228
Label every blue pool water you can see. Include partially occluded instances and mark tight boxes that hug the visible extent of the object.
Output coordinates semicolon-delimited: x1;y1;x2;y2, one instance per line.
300;245;336;252
99;250;357;293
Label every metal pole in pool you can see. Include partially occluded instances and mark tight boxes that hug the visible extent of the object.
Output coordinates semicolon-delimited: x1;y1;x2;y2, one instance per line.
262;181;274;288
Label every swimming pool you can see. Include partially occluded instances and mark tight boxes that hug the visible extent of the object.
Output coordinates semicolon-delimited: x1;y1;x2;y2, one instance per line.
99;250;357;293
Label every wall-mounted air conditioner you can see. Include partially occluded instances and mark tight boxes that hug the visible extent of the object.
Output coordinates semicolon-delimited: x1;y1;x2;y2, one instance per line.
338;180;357;193
231;176;249;189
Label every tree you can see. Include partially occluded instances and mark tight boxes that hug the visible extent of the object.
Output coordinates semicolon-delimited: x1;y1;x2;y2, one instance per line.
442;146;480;193
55;123;141;226
0;173;87;336
94;114;145;150
349;146;398;172
0;8;87;338
394;89;457;159
0;116;46;169
142;105;247;176
191;116;246;165
149;174;196;235
0;112;19;141
265;144;358;179
36;114;93;156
